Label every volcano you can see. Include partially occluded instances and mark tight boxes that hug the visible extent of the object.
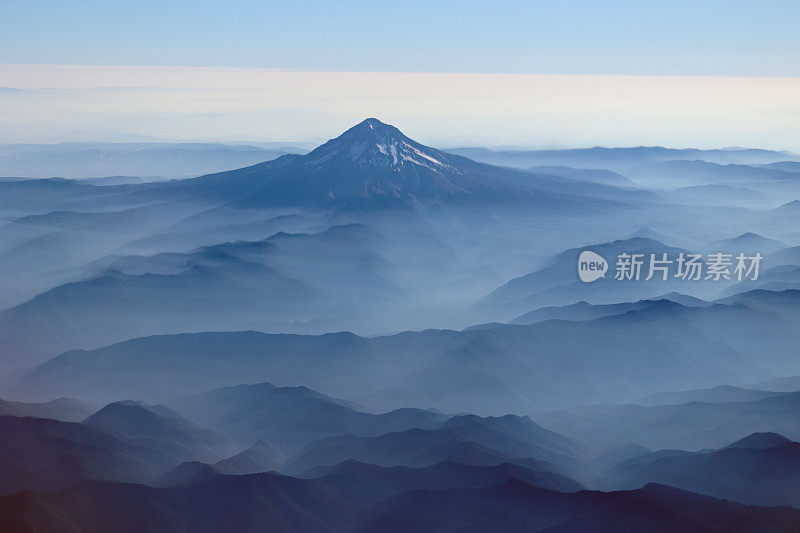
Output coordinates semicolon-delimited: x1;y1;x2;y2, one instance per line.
183;118;536;207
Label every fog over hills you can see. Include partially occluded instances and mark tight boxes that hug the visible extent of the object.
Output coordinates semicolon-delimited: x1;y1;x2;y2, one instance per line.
601;432;800;508
3;118;800;531
10;472;800;533
532;391;800;451
168;381;447;453
0;142;309;179
446;146;799;172
9;290;800;414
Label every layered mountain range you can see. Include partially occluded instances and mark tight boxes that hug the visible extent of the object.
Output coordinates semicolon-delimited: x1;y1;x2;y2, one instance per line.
2;118;800;531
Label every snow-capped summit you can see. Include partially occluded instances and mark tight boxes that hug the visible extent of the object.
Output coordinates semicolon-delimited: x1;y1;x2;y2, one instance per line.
189;117;537;207
303;118;454;171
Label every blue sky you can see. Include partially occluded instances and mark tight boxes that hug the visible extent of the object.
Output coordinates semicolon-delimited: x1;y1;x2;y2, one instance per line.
3;0;799;75
1;1;798;148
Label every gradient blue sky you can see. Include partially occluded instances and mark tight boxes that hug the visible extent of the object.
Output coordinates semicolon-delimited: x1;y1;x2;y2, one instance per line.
1;1;798;148
3;0;799;75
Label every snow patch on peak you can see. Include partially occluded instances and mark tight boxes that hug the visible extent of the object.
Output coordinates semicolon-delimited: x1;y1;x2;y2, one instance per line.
371;140;449;170
403;141;448;167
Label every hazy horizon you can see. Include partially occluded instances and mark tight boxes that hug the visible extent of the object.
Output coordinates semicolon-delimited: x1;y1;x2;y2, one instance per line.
2;64;799;152
3;3;800;531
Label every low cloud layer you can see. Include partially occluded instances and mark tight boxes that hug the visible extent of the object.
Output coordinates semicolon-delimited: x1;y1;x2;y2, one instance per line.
1;64;799;152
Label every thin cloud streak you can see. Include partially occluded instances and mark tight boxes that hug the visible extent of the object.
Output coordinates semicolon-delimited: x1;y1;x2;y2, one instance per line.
1;64;799;151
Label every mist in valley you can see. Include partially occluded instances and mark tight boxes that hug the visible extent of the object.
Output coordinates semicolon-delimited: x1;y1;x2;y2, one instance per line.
2;118;800;531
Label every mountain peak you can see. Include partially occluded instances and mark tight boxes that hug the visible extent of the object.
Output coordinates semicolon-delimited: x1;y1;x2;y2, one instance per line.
304;117;453;171
83;400;186;438
353;117;397;134
192;118;536;206
715;232;785;251
776;200;800;211
726;432;792;450
337;117;409;146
